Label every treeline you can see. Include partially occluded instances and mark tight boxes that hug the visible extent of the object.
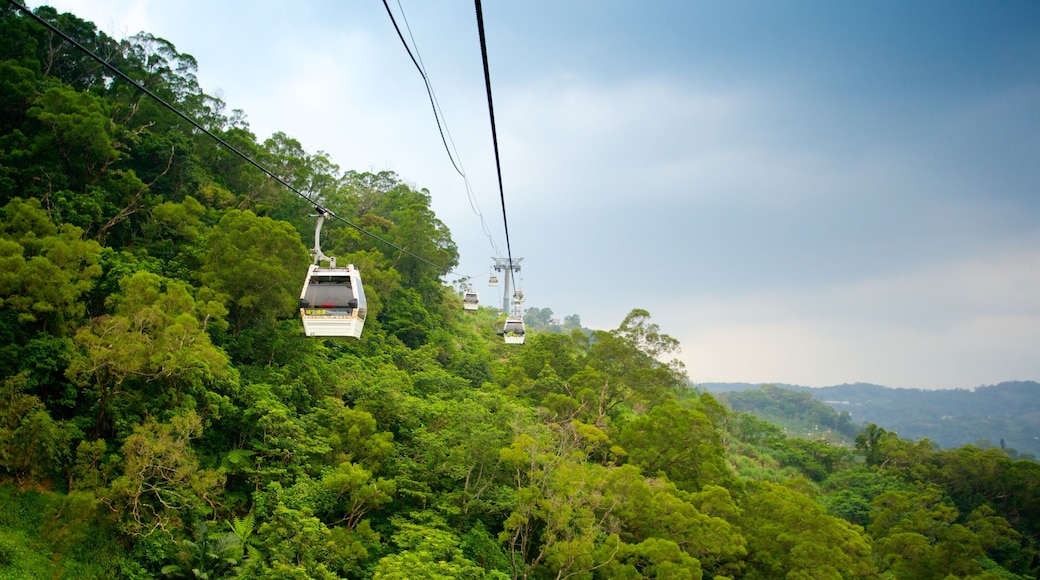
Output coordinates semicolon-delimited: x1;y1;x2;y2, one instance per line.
809;382;1040;458
717;384;860;442
709;381;1040;458
1;4;1039;579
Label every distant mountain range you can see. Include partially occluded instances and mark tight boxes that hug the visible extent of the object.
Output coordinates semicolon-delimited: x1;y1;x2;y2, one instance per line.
700;381;1040;459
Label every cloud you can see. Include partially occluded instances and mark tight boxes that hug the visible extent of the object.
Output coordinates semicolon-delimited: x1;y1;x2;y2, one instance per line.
494;75;762;208
670;242;1040;389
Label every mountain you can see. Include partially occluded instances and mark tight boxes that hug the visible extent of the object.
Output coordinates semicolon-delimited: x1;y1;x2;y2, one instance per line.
701;381;1040;458
707;383;860;445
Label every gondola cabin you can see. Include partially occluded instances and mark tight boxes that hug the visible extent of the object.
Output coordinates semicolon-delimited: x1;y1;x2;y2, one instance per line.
463;291;479;311
300;263;367;338
502;317;525;344
489;273;499;287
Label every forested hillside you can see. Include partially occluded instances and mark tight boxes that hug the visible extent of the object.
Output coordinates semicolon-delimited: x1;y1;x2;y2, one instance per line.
714;385;860;445
705;382;1040;459
1;5;1039;579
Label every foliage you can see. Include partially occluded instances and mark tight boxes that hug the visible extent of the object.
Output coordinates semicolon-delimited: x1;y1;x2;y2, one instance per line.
708;380;1040;458
0;5;1037;579
738;481;874;579
106;411;225;536
718;384;859;443
200;208;308;334
0;484;125;578
619;400;730;491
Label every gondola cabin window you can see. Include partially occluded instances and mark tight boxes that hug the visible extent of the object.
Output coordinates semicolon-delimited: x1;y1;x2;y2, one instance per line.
304;275;356;310
502;318;525;344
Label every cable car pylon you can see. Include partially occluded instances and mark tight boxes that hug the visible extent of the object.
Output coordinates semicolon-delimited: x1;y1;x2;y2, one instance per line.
491;256;522;313
491;256;525;344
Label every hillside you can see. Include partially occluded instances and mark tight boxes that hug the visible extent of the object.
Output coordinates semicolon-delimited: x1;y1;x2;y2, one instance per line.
703;381;1040;458
709;384;860;445
1;5;1039;579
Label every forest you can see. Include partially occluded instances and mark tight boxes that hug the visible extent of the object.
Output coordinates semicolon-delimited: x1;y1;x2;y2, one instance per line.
1;4;1039;579
713;385;861;444
706;382;1040;460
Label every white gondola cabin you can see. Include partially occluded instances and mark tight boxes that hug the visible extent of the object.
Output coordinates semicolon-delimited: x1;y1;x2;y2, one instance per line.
501;317;525;344
300;263;366;338
488;273;499;286
300;210;367;338
463;291;479;311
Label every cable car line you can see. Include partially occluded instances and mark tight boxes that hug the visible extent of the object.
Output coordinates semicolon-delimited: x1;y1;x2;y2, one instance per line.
382;0;501;258
474;0;516;286
381;0;464;178
474;0;526;344
394;0;501;258
8;0;451;275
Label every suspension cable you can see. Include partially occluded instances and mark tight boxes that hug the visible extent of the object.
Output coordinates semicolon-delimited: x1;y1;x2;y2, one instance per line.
7;0;452;273
473;0;519;293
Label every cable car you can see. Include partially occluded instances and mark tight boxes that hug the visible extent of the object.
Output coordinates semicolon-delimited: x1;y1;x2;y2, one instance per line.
300;209;367;338
501;317;525;344
463;291;479;311
300;263;366;338
489;272;499;287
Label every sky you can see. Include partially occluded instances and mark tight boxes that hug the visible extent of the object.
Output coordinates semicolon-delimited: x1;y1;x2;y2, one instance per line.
31;0;1040;390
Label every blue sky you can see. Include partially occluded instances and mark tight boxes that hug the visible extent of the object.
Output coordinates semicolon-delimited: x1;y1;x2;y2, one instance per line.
34;1;1040;389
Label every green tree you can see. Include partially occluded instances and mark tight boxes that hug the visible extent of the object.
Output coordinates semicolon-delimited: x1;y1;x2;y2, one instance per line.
380;285;434;348
618;401;730;491
143;195;207;280
516;333;584;385
866;487;1006;579
106;411;225;536
259;132;341;210
243;503;340;580
499;424;625;580
874;435;936;478
854;423;893;468
66;271;232;436
406;390;521;518
373;512;503;579
232;382;330;489
200;209;308;335
30;6;120;90
820;467;908;526
523;307;554;332
160;520;245;579
604;465;746;578
739;481;874;579
316;397;394;471
770;437;853;482
0;372;76;482
595;537;703;580
561;314;583;333
0;197;102;335
366;174;458;285
585;309;686;417
318;460;395;530
27;79;117;188
0;59;38;138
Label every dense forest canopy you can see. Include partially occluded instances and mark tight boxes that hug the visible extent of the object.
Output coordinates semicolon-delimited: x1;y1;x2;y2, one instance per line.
1;4;1038;579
